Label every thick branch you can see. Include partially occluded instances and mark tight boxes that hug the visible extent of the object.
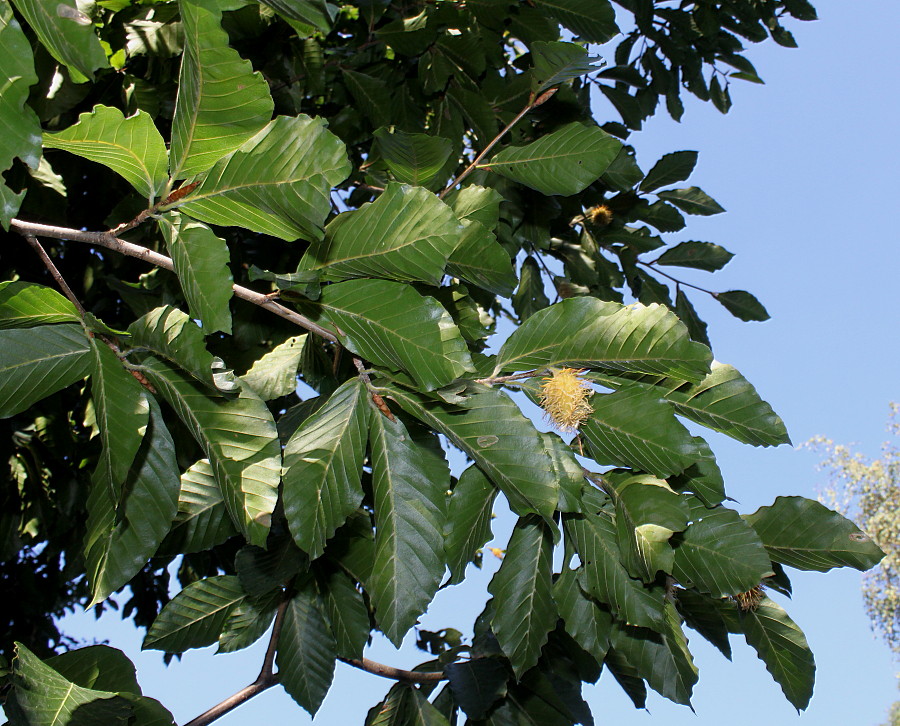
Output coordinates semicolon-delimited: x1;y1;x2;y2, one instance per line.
9;219;338;343
337;656;445;684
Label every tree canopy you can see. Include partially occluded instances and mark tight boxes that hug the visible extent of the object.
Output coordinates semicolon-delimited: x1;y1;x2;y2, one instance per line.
0;0;886;724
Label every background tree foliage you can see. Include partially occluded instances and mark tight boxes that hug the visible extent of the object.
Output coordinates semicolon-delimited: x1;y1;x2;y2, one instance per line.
0;0;885;724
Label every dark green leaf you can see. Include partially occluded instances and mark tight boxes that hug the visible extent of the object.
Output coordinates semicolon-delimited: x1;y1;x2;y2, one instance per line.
277;582;337;715
260;0;335;34
235;539;306;596
445;658;509;720
45;645;141;695
635;200;685;233
217;593;278;654
0;281;80;328
178;116;350;242
554;567;613;664
302;182;460;285
655;241;734;272
496;297;712;382
445;185;504;230
374;129;453;187
317;568;370;660
141;356;280;547
530;41;601;93
639;151;698;193
445;219;517;297
296;279;473;391
714;290;770;322
609;601;698;705
168;0;273;179
0;324;91;418
481;123;621;197
563;510;664;629
739;597;814;711
673;289;710;348
744;496;885;572
673;499;774;598
159;214;233;335
675;588;735;660
85;397;179;606
9;0;107;82
488;516;556;677
43;105;167;199
533;0;618;43
512;256;550;322
582;388;702;478
601;147;644;192
283;379;370;560
387;384;560;521
369;414;448;646
657;187;725;216
444;465;498;585
143;576;246;653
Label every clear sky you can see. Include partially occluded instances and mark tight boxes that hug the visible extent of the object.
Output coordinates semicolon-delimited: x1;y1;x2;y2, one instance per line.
53;1;900;724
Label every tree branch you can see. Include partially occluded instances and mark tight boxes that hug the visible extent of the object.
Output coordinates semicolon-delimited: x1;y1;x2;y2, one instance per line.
21;233;88;318
337;656;446;684
182;594;291;726
10;219;339;343
439;87;557;199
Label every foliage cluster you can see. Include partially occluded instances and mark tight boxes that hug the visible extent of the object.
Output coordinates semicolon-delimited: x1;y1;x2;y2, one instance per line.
0;0;885;724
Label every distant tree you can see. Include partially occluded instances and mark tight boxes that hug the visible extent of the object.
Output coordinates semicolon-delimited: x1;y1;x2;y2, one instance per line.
0;0;886;724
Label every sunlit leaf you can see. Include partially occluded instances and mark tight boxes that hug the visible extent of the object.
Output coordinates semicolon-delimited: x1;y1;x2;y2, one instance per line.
444;465;498;585
374;129;452;187
241;335;305;400
530;41;601;93
0;281;80;328
159;459;237;554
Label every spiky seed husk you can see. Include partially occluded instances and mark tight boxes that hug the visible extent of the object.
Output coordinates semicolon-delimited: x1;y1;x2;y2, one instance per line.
732;585;765;611
586;204;613;226
539;368;594;433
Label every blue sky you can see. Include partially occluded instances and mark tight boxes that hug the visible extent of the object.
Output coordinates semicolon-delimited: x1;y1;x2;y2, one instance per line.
52;1;900;724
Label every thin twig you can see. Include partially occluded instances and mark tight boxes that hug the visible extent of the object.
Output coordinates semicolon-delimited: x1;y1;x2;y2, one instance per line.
475;370;542;385
10;219;339;343
638;259;715;295
182;594;291;726
337;656;445;684
439;87;558;199
21;234;87;317
353;356;395;420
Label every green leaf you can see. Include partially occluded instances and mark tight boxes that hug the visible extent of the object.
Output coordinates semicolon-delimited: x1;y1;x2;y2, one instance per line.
43;105;168;199
177;115;350;242
671;444;727;507
368;414;448;646
609;601;698;705
388;384;559;521
374;129;453;187
277;581;337;716
673;499;774;598
143;576;245;653
317;568;370;660
542;432;587;513
445;219;517;297
675;588;735;660
639;151;698;193
0;324;92;418
444;465;498;585
9;0;107;82
714;290;770;322
530;41;601;93
342;69;391;129
657;187;725;216
488;516;556;677
533;0;618;43
0;4;41;226
587;361;790;447
44;646;141;695
296;279;473;391
283;379;370;560
159;214;233;335
674;289;710;348
554;567;613;664
260;0;335;34
168;0;274;179
241;335;305;400
445;658;508;720
302;183;460;285
744;496;885;572
217;593;278;654
496;297;712;382
85;397;179;606
445;185;504;230
581;388;703;478
128;305;237;392
11;643;132;726
739;597;815;711
141;356;280;547
607;475;690;581
235;539;306;596
89;339;149;494
563;509;664;629
159;459;238;554
511;256;550;322
482;123;621;196
655;241;734;272
0;281;80;328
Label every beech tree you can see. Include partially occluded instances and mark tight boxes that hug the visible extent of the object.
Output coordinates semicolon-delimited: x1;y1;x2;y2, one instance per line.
0;0;886;724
